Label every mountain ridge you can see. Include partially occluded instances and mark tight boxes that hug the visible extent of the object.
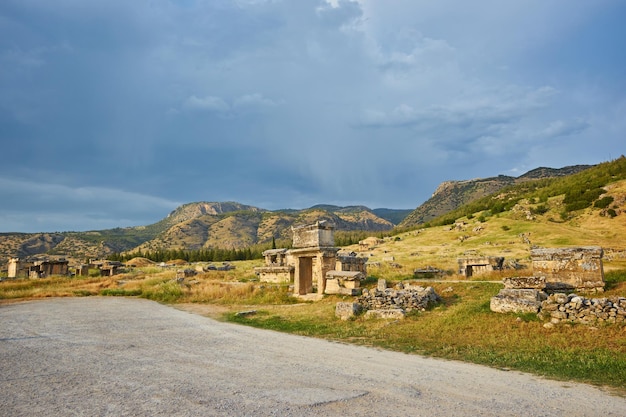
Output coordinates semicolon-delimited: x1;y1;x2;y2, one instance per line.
0;163;603;262
398;164;594;228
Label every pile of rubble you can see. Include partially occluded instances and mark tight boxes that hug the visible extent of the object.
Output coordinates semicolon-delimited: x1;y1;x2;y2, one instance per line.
347;279;441;319
539;293;626;325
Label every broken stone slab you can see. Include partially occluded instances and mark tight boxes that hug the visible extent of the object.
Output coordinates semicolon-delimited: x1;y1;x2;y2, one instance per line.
364;309;406;320
490;295;542;314
503;276;546;290
497;288;548;302
490;288;547;314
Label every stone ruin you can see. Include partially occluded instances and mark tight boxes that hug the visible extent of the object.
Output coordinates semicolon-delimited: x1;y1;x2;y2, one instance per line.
490;246;616;325
490;276;548;314
253;221;367;296
7;257;69;279
530;246;605;292
457;256;504;277
538;293;626;325
336;279;441;320
254;249;294;284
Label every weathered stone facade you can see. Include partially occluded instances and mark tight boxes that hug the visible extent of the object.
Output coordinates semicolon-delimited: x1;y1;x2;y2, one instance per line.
530;246;605;292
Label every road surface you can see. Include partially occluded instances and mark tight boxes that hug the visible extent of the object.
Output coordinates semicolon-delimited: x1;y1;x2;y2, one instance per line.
1;297;624;416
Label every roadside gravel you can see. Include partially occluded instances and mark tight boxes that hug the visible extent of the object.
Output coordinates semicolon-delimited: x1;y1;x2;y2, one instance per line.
1;297;624;416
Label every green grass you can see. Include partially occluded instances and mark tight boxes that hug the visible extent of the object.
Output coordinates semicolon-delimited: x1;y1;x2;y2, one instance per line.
100;288;142;296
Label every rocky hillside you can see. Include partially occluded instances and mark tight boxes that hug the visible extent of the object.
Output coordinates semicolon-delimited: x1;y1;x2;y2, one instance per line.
0;203;396;261
399;165;593;228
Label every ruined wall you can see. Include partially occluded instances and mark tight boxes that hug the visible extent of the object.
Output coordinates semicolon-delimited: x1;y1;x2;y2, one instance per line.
539;293;626;325
531;246;604;292
358;281;441;315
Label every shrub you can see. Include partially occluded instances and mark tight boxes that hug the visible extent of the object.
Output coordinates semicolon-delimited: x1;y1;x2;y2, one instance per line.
530;205;549;215
594;196;614;209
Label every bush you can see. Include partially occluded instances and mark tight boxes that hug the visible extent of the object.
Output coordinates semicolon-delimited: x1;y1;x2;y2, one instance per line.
594;196;614;209
530;205;549;215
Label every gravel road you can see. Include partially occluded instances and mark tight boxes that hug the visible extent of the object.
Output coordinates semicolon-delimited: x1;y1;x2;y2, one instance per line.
1;297;624;416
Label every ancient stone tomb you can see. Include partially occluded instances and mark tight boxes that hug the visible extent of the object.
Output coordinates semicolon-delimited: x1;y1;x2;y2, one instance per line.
254;221;367;296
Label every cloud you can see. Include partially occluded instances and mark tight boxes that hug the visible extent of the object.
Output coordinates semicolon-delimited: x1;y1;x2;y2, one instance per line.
183;95;230;112
538;119;591;139
233;93;278;109
1;0;625;231
0;178;180;232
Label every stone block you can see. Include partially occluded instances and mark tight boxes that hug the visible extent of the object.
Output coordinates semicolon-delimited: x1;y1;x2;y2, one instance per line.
503;276;546;290
490;295;542;314
364;309;406;320
335;302;362;320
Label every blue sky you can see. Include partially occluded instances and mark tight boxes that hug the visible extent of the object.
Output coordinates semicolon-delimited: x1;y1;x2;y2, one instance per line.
1;0;625;232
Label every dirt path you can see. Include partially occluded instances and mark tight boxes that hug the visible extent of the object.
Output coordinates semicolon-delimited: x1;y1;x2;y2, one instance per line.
1;297;624;416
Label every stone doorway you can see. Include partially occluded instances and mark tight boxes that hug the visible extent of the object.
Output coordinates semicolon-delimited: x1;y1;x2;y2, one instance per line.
297;257;314;295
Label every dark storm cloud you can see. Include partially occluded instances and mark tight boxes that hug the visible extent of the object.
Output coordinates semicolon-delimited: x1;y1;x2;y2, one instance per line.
1;0;625;232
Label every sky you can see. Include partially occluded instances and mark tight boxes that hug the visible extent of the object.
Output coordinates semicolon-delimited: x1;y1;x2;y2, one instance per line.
1;0;625;233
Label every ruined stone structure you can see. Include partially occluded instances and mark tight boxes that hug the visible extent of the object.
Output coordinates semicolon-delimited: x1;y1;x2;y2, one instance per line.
358;236;383;249
355;279;441;319
335;251;367;273
254;221;367;296
490;276;548;314
289;221;340;295
30;259;69;278
457;256;504;277
7;257;20;278
254;249;294;284
324;271;364;295
8;258;69;278
491;276;626;325
530;246;605;292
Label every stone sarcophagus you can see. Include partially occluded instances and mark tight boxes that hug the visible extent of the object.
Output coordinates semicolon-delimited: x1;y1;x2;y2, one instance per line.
530;246;605;293
291;221;335;248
